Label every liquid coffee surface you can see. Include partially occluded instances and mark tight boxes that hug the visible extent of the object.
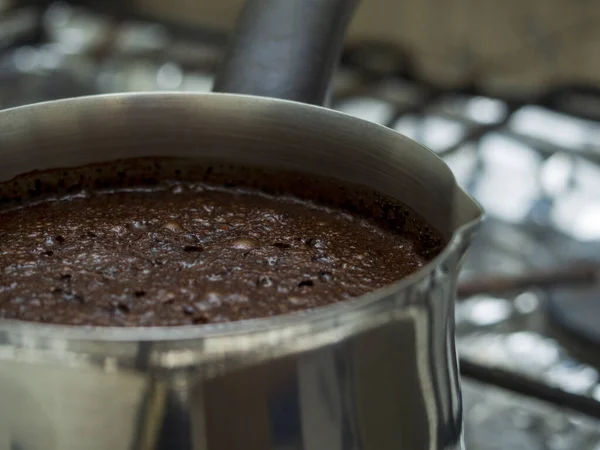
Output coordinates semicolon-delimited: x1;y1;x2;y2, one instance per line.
0;170;442;327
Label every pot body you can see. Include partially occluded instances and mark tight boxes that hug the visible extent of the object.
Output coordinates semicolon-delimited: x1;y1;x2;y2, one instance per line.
0;93;482;450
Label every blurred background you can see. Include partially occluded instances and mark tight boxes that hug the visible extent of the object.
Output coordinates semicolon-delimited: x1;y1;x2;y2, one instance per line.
2;0;600;448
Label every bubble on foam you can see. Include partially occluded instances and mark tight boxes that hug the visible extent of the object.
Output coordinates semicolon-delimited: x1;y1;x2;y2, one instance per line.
162;221;184;233
129;220;148;230
206;291;222;306
231;238;257;250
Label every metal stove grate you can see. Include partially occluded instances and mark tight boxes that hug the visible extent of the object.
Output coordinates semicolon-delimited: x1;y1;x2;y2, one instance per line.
3;2;600;448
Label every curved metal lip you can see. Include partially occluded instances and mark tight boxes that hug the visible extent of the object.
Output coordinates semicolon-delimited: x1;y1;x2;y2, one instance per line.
0;92;485;342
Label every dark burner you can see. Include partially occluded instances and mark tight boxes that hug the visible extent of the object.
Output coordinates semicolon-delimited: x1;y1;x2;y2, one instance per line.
548;286;600;363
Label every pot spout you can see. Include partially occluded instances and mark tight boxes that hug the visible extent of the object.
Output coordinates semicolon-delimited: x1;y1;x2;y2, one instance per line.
450;186;485;262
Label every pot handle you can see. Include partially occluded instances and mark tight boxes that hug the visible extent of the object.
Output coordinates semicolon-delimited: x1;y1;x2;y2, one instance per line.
212;0;358;106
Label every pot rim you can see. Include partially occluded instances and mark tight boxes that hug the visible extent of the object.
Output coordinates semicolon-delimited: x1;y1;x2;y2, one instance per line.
0;92;484;343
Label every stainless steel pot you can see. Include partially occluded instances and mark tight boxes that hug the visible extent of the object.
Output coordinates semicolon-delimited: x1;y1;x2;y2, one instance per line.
0;1;483;449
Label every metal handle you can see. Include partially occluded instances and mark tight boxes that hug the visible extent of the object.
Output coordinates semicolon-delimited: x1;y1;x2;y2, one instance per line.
213;0;358;106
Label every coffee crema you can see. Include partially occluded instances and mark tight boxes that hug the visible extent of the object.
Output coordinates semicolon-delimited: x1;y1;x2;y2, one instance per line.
0;158;443;327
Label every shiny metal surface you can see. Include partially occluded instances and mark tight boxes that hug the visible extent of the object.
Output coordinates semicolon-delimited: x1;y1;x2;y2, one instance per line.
0;92;482;450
